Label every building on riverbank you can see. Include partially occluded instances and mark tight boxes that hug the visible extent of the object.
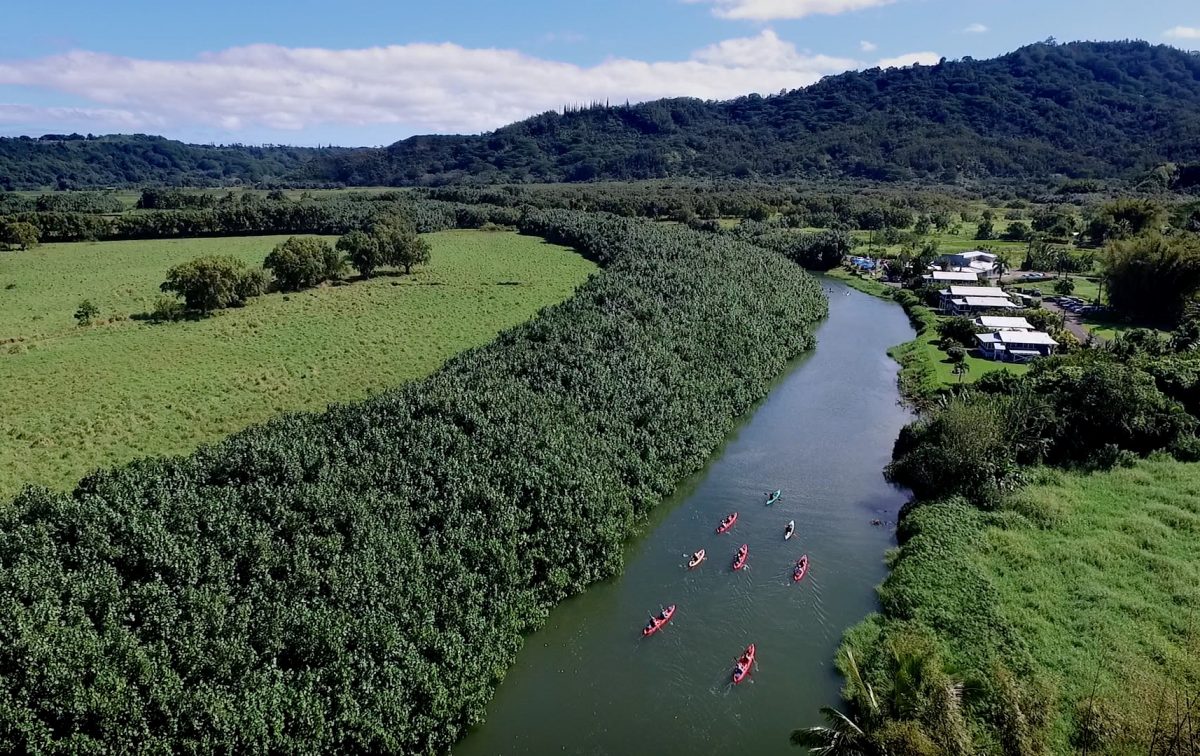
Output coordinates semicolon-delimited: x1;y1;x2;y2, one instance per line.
925;270;980;284
939;285;1019;315
937;250;999;279
975;330;1058;362
975;316;1035;332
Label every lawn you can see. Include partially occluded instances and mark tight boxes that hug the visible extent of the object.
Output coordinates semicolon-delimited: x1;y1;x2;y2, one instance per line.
876;460;1200;750
0;230;596;498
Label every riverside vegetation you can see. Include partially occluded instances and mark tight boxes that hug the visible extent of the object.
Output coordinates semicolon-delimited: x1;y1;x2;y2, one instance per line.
0;209;826;752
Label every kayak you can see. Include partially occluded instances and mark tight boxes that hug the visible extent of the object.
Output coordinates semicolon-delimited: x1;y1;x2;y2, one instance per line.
716;512;738;534
733;643;756;684
642;604;676;637
784;520;795;540
732;544;749;571
793;555;810;582
765;489;782;506
688;550;706;569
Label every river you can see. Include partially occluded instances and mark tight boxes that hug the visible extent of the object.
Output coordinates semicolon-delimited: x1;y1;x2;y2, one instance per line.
456;279;915;755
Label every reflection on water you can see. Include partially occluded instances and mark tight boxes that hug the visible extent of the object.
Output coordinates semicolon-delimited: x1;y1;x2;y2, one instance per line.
456;279;915;755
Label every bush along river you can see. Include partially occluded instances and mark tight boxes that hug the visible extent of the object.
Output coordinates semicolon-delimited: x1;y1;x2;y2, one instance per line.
456;279;914;755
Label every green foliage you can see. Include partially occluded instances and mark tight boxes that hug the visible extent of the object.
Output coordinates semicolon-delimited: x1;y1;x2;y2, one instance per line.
264;236;344;291
161;255;266;313
0;231;595;499
1084;197;1166;246
336;229;383;278
0;213;825;752
73;299;99;326
373;221;432;274
935;316;981;347
1103;232;1200;323
1052;277;1075;295
0;220;40;250
974;218;996;241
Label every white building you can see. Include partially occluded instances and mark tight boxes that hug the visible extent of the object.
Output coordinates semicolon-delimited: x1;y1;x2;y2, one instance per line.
925;270;980;284
939;286;1017;315
937;250;1000;279
975;316;1035;332
976;330;1058;363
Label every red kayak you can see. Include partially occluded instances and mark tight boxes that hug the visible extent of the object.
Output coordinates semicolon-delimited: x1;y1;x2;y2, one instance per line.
733;643;756;684
716;512;738;534
642;604;676;637
793;555;810;582
732;544;749;571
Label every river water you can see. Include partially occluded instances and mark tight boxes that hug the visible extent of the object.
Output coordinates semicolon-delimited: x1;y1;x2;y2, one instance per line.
456;279;915;755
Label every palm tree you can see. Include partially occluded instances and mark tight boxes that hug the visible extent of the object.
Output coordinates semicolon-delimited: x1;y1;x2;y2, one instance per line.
791;650;881;755
992;256;1009;281
953;361;971;383
790;707;874;755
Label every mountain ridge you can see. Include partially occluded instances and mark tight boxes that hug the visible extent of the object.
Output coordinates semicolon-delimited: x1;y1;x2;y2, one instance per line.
2;40;1199;190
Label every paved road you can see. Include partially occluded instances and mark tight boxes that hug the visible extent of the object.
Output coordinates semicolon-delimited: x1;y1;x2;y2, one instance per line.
1041;300;1103;345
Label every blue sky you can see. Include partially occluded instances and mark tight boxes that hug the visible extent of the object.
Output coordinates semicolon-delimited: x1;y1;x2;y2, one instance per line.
0;0;1196;145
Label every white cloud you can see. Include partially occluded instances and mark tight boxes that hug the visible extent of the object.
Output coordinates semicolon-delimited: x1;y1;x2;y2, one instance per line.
963;22;988;33
875;51;941;69
860;40;878;52
1164;26;1200;40
684;0;896;21
0;33;938;138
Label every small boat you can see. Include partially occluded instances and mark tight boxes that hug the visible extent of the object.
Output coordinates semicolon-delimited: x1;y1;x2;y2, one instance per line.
733;643;756;684
765;489;782;506
784;520;795;540
793;555;810;583
732;544;749;571
688;550;706;569
642;604;676;637
716;512;738;534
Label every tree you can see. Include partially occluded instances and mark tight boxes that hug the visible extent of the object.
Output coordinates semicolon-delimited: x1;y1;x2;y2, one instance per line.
74;299;99;326
953;361;971;383
1084;199;1166;246
1001;221;1031;242
375;223;432;274
975;219;996;241
1;220;40;250
337;230;384;278
264;236;344;291
1053;277;1076;296
937;316;982;347
161;255;266;314
1103;233;1200;323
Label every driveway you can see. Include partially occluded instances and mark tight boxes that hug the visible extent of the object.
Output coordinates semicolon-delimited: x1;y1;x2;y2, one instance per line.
1042;300;1103;345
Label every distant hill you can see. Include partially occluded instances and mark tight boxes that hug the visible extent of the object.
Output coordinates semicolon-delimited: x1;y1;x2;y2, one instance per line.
3;41;1199;190
0;134;339;190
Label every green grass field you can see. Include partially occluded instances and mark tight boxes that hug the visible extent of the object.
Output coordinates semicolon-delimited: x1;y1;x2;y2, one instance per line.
875;460;1200;750
0;230;596;498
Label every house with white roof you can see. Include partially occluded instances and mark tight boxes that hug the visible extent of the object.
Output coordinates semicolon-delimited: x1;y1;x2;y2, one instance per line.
938;285;1017;315
924;270;980;284
976;330;1058;363
937;250;1000;279
975;316;1035;332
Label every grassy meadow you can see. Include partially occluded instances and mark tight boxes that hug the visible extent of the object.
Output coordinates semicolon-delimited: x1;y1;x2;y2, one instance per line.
0;230;596;498
871;459;1200;750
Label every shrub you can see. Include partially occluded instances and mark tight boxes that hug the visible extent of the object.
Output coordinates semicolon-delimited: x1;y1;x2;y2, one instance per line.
1052;277;1075;296
937;316;982;347
161;255;265;314
336;229;384;278
264;236;345;291
73;299;99;326
149;295;185;322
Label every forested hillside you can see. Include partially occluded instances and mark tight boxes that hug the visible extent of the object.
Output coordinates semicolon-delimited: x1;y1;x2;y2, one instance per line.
0;134;336;190
3;41;1199;189
314;41;1200;184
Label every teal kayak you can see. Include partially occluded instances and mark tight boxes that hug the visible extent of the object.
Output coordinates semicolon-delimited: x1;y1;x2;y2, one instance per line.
765;489;781;506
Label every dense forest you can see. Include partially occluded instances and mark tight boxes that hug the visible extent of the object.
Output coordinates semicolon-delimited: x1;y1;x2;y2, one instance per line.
0;134;336;190
3;41;1200;190
0;206;826;753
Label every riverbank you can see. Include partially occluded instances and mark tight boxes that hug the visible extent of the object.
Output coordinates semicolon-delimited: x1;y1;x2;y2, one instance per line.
844;459;1200;752
456;279;915;754
825;268;1026;404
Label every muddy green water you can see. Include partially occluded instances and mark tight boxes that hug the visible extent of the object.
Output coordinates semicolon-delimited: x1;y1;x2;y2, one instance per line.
456;279;914;755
